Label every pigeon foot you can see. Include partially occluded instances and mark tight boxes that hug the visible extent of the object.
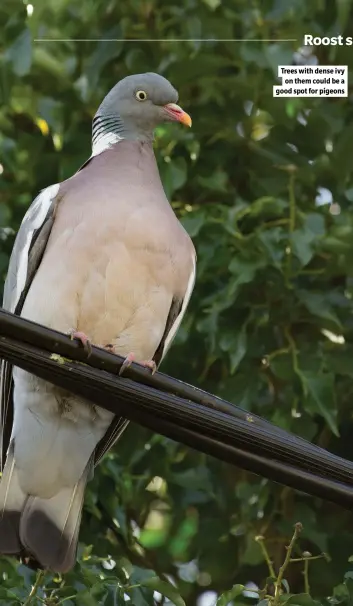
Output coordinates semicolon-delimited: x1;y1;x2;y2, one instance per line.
118;352;135;376
140;359;157;375
68;329;92;357
106;350;157;376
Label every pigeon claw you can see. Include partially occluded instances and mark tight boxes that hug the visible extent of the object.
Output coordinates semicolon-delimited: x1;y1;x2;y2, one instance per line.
117;353;157;376
119;352;135;376
141;360;157;375
68;329;92;358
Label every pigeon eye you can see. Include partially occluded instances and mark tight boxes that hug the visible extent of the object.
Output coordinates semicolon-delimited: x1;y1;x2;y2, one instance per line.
136;90;147;101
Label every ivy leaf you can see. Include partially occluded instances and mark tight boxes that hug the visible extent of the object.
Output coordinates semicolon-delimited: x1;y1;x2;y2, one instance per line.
283;593;322;606
220;326;247;373
5;29;32;76
216;584;245;605
139;576;186;606
160;158;188;197
181;211;206;237
302;371;339;436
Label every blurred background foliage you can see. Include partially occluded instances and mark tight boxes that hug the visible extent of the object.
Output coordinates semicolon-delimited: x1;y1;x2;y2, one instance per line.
2;0;353;604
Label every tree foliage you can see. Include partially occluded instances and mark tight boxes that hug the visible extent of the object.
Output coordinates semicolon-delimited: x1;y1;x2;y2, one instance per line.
2;0;353;604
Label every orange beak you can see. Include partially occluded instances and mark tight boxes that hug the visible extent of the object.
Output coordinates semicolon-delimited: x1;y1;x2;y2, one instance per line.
163;103;192;127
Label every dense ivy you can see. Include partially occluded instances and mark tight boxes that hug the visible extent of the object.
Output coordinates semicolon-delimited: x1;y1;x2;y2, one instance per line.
2;0;353;604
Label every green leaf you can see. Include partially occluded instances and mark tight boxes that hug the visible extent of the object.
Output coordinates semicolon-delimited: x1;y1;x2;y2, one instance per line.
139;526;168;548
34;47;69;81
345;187;353;202
302;371;339;436
267;0;307;19
326;348;353;378
291;213;326;266
5;29;32;76
128;567;155;584
291;230;314;266
85;29;123;89
198;169;228;192
220;326;247;373
216;584;244;605
241;535;264;566
240;42;269;67
139;577;186;606
258;227;286;266
332;581;350;601
126;587;154;606
181;212;205;237
305;213;326;236
160;158;187;197
244;196;287;219
297;290;342;332
170;465;212;491
201;0;221;9
264;43;294;75
336;0;351;30
228;256;267;292
230;340;247;373
75;589;100;606
283;594;322;606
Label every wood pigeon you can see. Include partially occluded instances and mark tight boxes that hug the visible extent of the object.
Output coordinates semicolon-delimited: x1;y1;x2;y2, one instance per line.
0;72;196;573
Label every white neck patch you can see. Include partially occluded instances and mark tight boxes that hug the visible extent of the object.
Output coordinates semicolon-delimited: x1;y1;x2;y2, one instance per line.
91;131;123;158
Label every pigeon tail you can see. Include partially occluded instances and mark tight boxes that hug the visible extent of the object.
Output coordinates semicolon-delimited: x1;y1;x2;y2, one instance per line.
0;441;26;555
19;458;92;573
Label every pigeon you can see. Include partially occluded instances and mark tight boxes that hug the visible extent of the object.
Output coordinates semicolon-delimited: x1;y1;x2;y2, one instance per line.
0;72;196;573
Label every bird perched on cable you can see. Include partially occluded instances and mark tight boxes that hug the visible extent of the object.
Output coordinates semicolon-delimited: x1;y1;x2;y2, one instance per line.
0;73;196;573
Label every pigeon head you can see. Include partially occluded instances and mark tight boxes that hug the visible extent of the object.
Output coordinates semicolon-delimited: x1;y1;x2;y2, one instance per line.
94;73;191;145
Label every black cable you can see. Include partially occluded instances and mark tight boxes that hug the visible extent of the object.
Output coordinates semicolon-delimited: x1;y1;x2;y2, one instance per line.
0;308;338;460
0;309;313;439
1;312;353;509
